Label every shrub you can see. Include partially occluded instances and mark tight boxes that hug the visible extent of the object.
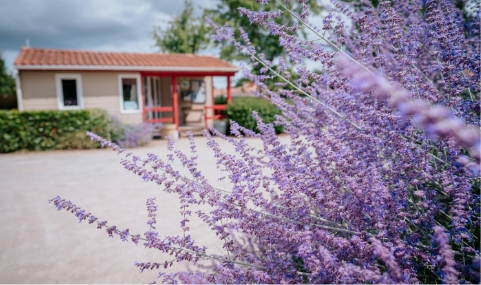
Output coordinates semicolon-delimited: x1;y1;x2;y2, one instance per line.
214;95;228;105
116;123;154;148
108;115;154;148
226;96;284;134
0;109;110;153
108;115;125;143
50;0;480;284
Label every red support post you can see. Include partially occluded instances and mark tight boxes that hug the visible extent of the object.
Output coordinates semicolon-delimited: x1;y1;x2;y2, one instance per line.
172;76;179;131
141;74;146;122
207;76;215;129
227;76;232;103
211;76;215;106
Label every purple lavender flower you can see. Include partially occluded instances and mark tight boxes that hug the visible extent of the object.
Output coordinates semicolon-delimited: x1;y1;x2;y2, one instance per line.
432;226;458;284
50;0;481;283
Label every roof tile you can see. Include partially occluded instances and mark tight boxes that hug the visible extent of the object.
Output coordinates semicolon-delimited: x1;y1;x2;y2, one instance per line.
14;47;236;70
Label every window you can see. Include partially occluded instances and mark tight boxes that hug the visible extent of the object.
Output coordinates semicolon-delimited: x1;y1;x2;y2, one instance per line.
55;74;83;110
62;79;77;106
119;74;141;113
180;79;206;104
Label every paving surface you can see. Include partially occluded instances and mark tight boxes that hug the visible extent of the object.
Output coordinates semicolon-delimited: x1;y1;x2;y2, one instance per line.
0;135;290;283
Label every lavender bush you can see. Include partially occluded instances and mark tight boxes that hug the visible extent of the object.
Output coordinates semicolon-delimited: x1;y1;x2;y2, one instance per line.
117;123;154;148
50;0;480;283
109;115;154;148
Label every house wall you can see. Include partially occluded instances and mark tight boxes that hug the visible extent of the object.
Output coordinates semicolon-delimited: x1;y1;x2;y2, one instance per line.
19;70;142;124
18;71;215;127
21;71;57;110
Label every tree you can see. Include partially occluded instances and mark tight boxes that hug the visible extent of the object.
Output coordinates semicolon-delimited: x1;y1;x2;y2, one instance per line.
153;0;209;54
0;52;17;110
0;53;15;97
205;0;322;90
205;0;322;64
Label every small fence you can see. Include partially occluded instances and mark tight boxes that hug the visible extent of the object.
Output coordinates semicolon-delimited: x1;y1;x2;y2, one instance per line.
204;105;227;129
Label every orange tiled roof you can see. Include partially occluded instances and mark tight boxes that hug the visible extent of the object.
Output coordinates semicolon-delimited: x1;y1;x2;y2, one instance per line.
14;47;238;72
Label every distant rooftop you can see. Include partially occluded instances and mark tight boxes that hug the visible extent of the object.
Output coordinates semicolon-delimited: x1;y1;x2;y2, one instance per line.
14;47;239;72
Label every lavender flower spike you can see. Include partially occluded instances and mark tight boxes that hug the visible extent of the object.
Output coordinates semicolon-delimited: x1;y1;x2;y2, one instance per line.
432;226;459;284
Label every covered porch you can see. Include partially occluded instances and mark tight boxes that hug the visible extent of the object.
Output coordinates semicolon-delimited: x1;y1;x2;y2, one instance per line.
141;71;235;136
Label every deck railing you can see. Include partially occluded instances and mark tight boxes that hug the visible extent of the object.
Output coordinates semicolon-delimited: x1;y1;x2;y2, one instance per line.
204;105;227;129
143;105;228;130
143;106;175;124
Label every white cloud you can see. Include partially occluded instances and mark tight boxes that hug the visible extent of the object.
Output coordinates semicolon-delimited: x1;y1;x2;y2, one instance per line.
0;0;214;72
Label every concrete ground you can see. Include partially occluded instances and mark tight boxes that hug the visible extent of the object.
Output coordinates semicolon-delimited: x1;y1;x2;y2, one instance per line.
0;135;290;283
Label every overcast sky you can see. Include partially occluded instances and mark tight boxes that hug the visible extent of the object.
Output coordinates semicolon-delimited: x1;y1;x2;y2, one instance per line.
0;0;331;87
0;0;215;71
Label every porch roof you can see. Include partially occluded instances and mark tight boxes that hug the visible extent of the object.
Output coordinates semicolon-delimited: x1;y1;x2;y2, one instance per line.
14;47;239;74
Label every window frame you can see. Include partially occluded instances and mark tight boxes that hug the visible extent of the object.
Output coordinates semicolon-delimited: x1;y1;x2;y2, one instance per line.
55;73;83;110
118;74;142;114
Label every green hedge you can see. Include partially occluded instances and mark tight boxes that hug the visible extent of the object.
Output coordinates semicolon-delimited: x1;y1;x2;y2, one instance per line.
0;109;111;153
226;97;284;134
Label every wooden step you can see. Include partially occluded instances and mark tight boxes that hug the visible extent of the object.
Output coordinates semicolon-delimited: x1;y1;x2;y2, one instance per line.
178;125;205;137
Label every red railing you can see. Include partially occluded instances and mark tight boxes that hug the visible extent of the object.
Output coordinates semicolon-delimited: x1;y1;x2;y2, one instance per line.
204;104;227;129
143;106;175;124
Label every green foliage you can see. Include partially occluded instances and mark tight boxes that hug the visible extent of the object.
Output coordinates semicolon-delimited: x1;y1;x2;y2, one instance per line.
226;97;284;134
0;52;17;110
153;0;209;54
214;95;228;105
0;109;111;153
0;53;15;97
108;115;126;143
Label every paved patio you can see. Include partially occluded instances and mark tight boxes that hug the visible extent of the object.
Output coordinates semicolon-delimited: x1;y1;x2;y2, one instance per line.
0;135;290;283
